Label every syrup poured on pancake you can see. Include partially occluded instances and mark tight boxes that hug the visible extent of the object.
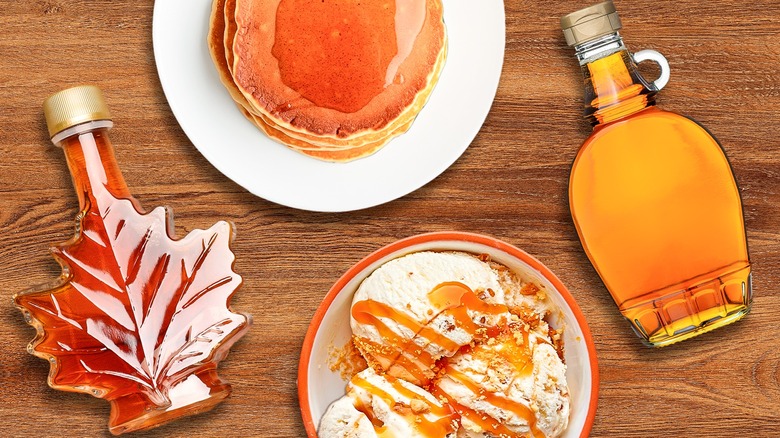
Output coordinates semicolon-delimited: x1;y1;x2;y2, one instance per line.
210;0;446;161
272;0;426;114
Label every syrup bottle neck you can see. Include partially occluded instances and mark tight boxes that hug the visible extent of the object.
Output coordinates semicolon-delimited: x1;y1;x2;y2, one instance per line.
576;32;660;127
54;121;132;212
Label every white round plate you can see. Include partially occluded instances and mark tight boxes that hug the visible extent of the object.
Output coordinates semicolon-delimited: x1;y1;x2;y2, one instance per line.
153;0;505;212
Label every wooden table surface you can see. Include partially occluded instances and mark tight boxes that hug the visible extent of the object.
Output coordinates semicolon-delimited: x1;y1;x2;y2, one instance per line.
1;1;779;437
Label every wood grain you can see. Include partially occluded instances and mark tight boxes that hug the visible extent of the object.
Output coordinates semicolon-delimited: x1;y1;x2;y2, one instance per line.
0;0;779;436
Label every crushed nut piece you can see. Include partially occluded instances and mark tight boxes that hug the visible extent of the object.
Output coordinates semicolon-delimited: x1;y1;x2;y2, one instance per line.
410;399;430;414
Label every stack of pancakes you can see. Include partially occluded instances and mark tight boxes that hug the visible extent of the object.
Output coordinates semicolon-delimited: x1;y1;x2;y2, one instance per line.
208;0;447;162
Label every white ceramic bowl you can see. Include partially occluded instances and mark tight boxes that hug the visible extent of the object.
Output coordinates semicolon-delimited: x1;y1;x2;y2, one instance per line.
298;232;599;437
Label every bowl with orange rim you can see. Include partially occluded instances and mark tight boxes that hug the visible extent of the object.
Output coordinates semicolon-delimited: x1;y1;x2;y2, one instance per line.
298;231;599;437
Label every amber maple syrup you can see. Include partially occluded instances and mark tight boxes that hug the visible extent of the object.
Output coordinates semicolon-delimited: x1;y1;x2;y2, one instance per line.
271;0;426;113
562;2;751;346
14;86;250;434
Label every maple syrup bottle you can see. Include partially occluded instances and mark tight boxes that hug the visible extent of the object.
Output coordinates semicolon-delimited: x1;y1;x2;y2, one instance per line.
561;2;751;346
14;86;250;434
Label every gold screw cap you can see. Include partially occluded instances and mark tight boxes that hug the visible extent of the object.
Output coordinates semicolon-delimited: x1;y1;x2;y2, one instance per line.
561;1;622;47
43;85;112;139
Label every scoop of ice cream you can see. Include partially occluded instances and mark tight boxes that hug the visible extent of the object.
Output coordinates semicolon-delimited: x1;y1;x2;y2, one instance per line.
318;368;458;437
350;252;513;385
434;324;570;438
490;260;557;323
318;396;376;438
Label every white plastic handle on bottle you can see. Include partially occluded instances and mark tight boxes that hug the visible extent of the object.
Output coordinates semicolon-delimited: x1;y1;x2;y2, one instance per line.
632;49;671;91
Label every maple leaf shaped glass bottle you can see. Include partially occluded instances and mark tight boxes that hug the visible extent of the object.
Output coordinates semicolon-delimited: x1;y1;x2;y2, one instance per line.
561;2;751;347
13;86;251;434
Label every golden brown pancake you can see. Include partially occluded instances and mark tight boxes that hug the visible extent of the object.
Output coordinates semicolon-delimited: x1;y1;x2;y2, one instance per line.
242;40;445;153
211;1;367;151
232;0;446;138
212;0;354;152
271;41;447;150
223;0;237;75
209;0;447;162
238;105;419;162
208;0;245;106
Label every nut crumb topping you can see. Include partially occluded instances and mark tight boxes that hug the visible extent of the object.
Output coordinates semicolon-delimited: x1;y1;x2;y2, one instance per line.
410;399;430;414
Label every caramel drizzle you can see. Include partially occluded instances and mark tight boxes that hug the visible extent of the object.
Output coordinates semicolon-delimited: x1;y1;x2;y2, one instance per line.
446;366;543;437
351;374;457;437
352;396;385;430
428;282;509;337
494;325;534;377
433;324;542;437
351;300;439;382
351;282;551;437
353;336;433;384
432;386;521;437
352;282;509;384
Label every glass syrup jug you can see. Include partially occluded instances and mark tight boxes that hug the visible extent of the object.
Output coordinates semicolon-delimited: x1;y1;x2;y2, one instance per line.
561;1;752;346
14;85;250;434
